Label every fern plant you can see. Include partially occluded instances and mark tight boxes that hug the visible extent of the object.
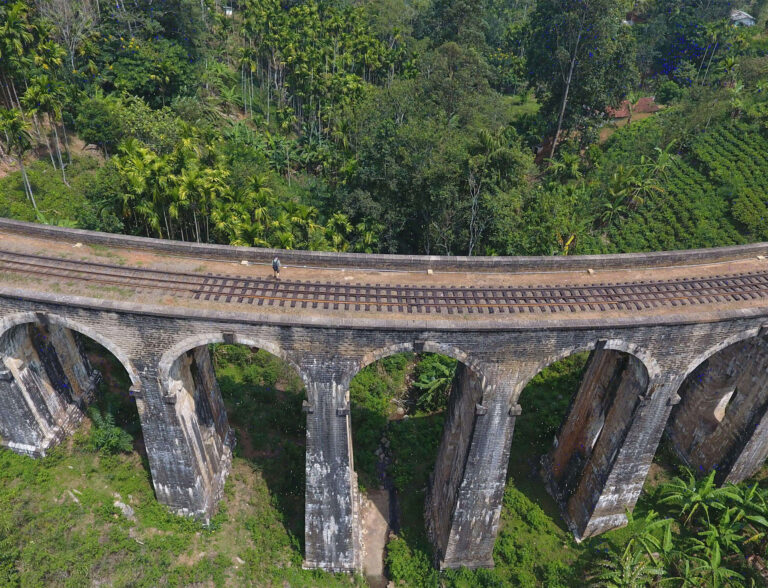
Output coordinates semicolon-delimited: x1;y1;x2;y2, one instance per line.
88;407;134;454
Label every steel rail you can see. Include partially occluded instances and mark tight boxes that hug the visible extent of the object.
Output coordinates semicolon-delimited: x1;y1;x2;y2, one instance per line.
1;250;767;314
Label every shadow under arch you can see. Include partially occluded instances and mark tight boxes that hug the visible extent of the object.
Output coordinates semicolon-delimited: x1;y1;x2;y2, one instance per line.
677;326;763;390
664;325;768;485
0;311;141;391
0;310;145;460
516;338;659;403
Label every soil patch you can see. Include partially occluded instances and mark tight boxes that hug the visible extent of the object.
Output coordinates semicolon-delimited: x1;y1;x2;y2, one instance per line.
362;488;390;587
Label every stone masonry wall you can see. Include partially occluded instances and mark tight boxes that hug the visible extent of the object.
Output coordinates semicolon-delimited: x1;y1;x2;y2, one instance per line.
3;217;768;272
0;322;99;456
667;335;768;483
1;291;768;571
565;352;647;539
167;346;233;516
425;363;485;566
542;348;650;539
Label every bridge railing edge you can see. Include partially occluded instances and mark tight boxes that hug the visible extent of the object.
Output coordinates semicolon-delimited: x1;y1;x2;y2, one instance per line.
1;217;766;273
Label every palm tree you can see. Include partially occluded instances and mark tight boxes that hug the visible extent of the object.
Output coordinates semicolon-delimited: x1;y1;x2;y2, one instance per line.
658;469;739;528
414;359;456;411
0;107;37;211
689;540;745;587
0;2;34;111
592;540;664;587
624;509;674;565
325;212;353;252
599;195;629;226
22;76;69;185
112;139;167;237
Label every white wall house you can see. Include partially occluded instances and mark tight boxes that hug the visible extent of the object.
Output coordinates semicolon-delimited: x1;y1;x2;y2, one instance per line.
730;9;756;27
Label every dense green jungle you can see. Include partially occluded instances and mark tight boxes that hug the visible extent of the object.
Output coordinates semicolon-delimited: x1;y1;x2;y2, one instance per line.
3;0;768;585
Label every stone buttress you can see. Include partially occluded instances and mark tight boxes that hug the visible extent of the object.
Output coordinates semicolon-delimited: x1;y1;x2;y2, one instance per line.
666;334;768;484
135;345;233;522
302;356;362;573
541;345;664;540
0;320;100;456
426;362;519;569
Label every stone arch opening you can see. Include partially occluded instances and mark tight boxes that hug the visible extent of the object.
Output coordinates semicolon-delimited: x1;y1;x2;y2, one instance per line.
0;313;141;458
665;329;768;485
511;341;651;541
346;341;489;579
159;333;309;547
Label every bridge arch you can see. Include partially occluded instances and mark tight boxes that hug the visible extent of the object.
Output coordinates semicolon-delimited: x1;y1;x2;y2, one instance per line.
678;327;762;387
0;311;142;458
518;338;659;399
353;340;489;392
157;332;309;394
0;311;141;390
664;325;768;485
510;338;652;541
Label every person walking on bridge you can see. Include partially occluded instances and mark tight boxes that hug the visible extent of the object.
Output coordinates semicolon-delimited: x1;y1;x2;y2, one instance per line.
272;256;281;280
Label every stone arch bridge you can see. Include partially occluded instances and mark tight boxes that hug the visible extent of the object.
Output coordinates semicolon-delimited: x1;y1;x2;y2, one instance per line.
1;218;768;572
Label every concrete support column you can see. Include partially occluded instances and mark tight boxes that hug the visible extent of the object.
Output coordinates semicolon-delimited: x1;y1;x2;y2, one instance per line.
0;321;99;456
303;359;361;573
542;346;671;540
427;363;518;569
135;346;232;522
667;335;768;484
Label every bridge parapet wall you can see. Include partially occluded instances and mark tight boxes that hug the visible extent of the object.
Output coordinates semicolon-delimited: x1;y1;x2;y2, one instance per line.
2;217;767;273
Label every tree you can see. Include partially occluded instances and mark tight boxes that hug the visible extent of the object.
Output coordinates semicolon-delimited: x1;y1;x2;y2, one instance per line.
0;107;37;211
413;354;457;412
0;1;34;112
592;539;664;587
527;0;639;158
22;75;70;185
34;0;98;71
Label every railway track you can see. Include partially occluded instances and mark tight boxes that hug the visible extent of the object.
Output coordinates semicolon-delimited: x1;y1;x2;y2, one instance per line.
1;250;767;315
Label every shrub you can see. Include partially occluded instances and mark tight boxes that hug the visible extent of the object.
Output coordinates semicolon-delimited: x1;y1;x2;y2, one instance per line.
656;80;685;104
88;407;134;454
385;536;438;587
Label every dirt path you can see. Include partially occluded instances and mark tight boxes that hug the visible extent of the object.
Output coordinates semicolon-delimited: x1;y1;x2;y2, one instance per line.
362;488;390;588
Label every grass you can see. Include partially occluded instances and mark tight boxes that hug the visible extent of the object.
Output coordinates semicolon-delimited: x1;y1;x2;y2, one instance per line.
0;342;361;587
86;244;126;263
0;156;100;225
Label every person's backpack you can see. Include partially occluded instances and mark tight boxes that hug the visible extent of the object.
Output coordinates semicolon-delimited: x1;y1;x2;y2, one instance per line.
272;258;279;271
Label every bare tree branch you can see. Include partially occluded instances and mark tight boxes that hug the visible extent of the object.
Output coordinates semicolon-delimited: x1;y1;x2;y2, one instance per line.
34;0;98;71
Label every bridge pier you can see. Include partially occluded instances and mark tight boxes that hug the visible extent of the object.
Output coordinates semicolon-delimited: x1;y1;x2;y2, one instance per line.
541;346;663;540
136;346;232;522
0;321;99;457
426;363;518;569
666;335;768;484
303;359;361;573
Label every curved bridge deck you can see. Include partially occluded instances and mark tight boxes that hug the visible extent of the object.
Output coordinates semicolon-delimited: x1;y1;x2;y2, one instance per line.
0;218;766;326
4;218;768;573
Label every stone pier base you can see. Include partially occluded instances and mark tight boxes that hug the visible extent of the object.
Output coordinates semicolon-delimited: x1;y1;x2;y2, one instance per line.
163;346;233;520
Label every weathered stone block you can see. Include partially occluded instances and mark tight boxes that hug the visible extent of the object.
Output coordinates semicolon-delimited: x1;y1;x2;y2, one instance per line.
667;335;768;484
0;322;99;456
